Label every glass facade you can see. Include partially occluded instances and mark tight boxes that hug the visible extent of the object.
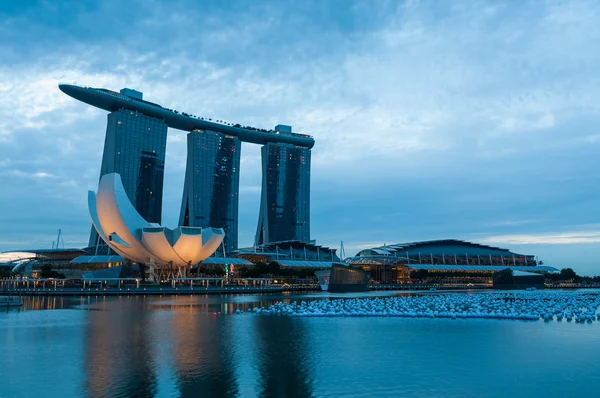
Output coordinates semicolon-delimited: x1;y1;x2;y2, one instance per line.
328;264;369;293
89;108;168;247
255;143;311;245
179;130;241;253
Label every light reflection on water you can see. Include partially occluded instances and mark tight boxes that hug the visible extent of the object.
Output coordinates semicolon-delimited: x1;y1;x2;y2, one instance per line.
1;293;600;398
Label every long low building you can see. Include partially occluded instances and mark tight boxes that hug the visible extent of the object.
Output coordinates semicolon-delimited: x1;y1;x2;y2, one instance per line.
236;240;340;266
346;239;557;284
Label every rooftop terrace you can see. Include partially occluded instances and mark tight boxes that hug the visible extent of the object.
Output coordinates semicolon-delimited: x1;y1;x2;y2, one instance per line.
59;84;315;148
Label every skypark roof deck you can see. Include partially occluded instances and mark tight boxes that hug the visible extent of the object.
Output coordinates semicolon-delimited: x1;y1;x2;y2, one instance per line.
59;84;315;148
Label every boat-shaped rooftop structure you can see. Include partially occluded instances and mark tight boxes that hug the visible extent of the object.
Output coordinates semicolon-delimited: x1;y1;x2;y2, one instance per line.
58;84;315;148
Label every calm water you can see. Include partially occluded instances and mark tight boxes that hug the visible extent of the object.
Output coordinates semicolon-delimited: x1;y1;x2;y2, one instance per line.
1;292;599;398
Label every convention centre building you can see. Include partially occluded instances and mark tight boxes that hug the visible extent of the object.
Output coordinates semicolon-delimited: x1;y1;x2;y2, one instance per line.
346;239;557;284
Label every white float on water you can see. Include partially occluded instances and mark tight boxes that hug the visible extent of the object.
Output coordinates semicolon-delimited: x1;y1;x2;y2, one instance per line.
247;292;600;322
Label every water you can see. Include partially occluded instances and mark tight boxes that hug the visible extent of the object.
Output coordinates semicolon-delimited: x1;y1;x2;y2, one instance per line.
1;292;599;398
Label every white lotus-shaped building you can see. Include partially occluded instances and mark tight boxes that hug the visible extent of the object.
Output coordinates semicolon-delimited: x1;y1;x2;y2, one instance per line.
89;173;224;266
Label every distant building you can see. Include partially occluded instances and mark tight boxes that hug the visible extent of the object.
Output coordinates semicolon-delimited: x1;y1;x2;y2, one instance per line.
346;239;557;284
179;130;241;253
274;124;293;133
3;248;88;279
237;240;339;266
119;87;143;100
328;264;369;293
492;269;546;290
255;143;311;245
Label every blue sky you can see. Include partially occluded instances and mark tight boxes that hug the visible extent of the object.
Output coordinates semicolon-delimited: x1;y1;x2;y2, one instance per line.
1;0;600;275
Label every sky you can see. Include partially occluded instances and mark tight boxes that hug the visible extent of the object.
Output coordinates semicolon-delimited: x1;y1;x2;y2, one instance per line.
1;0;600;275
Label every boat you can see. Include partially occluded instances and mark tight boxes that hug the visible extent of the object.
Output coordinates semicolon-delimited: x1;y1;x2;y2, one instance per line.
315;270;330;291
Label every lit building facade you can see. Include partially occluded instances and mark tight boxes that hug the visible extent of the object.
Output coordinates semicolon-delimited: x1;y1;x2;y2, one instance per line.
89;105;167;247
89;173;224;269
179;130;241;253
255;142;311;245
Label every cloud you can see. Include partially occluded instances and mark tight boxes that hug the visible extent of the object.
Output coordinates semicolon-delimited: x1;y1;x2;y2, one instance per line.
480;226;600;245
0;169;58;179
485;219;546;227
1;0;600;275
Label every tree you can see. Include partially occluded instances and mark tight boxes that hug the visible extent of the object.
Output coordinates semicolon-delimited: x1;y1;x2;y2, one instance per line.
40;264;53;278
40;263;65;279
268;261;280;275
410;269;428;280
196;265;225;277
559;268;579;281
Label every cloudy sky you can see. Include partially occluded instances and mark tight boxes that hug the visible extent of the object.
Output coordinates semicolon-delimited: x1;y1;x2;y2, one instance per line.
1;0;600;274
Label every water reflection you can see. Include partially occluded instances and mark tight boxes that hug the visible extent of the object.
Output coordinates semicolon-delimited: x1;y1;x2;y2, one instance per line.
6;293;598;398
84;298;157;398
22;296;70;310
76;295;317;397
171;306;238;397
255;317;313;398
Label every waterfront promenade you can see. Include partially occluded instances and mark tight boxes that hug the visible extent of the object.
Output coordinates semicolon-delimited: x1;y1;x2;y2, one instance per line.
1;279;485;297
0;276;320;297
2;286;288;297
2;278;594;298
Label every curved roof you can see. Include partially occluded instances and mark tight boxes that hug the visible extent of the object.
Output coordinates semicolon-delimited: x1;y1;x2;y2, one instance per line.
356;239;528;257
59;84;315;148
71;255;125;264
277;260;344;268
405;264;558;273
0;252;38;264
237;240;340;262
202;257;254;266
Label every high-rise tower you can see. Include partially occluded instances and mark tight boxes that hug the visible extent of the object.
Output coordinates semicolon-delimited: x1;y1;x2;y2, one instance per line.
89;92;168;247
59;85;315;255
179;130;241;253
255;126;311;246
